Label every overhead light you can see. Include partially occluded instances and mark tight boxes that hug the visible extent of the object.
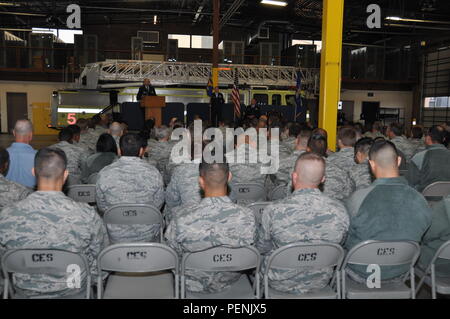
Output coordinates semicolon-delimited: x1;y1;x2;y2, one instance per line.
386;16;402;21
260;0;287;7
153;15;157;25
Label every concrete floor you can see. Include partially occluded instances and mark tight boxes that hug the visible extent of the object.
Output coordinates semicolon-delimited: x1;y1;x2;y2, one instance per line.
0;134;57;150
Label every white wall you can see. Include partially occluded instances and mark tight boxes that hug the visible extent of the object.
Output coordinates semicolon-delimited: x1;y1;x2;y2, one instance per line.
0;81;67;133
340;89;413;129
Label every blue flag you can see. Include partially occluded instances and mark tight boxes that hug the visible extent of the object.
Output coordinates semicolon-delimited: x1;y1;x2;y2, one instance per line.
206;78;213;97
295;71;304;121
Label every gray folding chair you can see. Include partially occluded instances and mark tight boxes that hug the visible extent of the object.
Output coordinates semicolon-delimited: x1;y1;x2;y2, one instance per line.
342;240;420;299
264;243;344;299
268;184;287;201
103;204;164;243
422;182;450;202
248;202;270;225
181;246;260;299
416;240;450;299
1;248;91;299
230;183;267;205
97;243;179;299
67;184;96;204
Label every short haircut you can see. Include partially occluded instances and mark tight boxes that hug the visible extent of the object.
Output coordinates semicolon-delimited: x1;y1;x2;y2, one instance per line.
97;133;118;153
369;140;399;169
76;118;88;131
35;147;67;179
298;127;313;141
338;127;357;147
67;124;81;136
289;123;301;137
199;158;229;187
427;125;445;144
354;122;364;134
155;126;171;140
294;152;326;186
355;137;373;156
411;126;423;139
0;148;9;168
58;128;73;142
14;119;33;136
308;133;328;157
389;122;404;137
312;127;328;139
119;133;143;157
109;122;123;135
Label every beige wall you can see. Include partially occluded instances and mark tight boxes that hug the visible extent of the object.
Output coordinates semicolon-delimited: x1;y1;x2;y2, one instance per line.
0;81;67;133
340;89;414;130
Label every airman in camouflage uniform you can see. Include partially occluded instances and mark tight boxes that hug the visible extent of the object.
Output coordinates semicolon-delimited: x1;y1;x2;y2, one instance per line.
0;174;31;209
350;137;374;190
96;133;164;243
257;152;349;294
387;123;416;161
165;161;256;293
0;148;107;298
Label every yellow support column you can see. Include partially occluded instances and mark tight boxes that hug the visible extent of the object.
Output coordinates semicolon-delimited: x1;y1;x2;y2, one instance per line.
319;0;344;151
212;67;219;88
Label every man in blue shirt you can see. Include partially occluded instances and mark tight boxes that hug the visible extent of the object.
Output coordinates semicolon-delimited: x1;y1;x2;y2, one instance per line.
6;119;37;188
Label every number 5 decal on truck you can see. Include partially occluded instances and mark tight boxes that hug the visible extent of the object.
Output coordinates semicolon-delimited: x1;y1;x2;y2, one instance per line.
67;113;76;125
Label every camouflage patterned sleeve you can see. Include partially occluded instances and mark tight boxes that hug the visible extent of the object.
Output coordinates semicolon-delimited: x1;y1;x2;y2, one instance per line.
85;205;109;276
95;178;108;213
164;217;183;256
256;207;274;255
153;169;165;209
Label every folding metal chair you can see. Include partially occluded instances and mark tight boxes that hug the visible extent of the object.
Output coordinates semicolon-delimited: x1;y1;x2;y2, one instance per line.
97;243;179;299
103;204;164;243
342;240;420;299
67;184;96;204
248;202;270;225
268;184;287;201
230;183;267;205
416;240;450;299
264;243;344;299
181;246;261;299
2;248;91;299
422;182;450;202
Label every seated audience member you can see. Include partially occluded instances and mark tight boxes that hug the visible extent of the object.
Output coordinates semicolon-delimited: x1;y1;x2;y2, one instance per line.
418;194;450;277
257;152;349;294
50;128;86;186
328;127;358;171
273;127;311;186
353;122;364;140
344;140;431;282
165;159;255;294
147;126;175;175
96;133;164;243
407;125;450;192
81;133;118;184
282;123;301;152
0;148;31;209
387;122;416;161
364;121;384;139
409;125;426;155
108;122;123;149
5;119;37;188
350;137;373;190
307;133;354;201
75;118;96;154
0;148;107;298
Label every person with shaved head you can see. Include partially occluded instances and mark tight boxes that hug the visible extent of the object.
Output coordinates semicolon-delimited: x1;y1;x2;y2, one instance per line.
0;148;107;297
5;119;37;188
256;152;349;295
165;158;256;294
344;140;431;284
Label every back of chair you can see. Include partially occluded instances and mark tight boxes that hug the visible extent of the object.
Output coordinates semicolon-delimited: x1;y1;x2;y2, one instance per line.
343;240;420;267
97;243;179;298
103;204;163;226
264;243;344;298
1;248;90;299
248;202;270;224
231;183;266;202
67;184;96;203
87;173;99;184
422;182;450;198
268;184;287;201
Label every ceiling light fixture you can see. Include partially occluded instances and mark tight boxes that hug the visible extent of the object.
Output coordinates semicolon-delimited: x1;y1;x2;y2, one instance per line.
260;0;288;7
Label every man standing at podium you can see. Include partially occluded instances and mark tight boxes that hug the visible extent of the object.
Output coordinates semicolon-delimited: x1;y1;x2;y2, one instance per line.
137;78;157;101
210;86;224;127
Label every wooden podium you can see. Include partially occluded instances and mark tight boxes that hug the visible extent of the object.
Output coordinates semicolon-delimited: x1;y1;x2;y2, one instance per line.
140;96;166;126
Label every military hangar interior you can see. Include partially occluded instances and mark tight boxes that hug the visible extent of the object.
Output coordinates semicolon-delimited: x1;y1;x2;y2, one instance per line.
0;0;450;302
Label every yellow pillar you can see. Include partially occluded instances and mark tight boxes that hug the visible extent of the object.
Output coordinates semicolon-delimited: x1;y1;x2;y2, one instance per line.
212;67;219;88
319;0;344;151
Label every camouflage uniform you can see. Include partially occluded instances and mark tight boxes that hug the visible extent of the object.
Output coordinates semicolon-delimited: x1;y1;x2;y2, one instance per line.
364;131;385;139
273;150;305;186
349;160;372;190
96;156;164;243
281;136;297;152
50;141;87;185
390;136;416;161
147;139;176;175
76;131;96;155
327;147;367;193
0;191;107;298
164;161;202;223
409;138;426;156
256;188;349;294
0;174;32;209
165;196;256;293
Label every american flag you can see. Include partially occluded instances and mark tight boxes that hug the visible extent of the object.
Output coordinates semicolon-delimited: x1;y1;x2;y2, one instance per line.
232;69;241;119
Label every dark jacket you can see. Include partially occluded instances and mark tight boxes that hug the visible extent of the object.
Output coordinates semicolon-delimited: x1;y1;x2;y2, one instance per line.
137;85;157;100
245;104;261;118
210;92;224;108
